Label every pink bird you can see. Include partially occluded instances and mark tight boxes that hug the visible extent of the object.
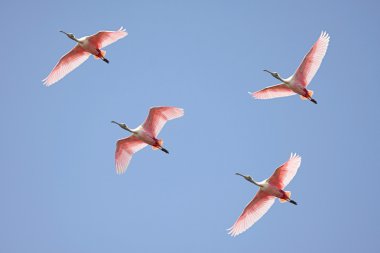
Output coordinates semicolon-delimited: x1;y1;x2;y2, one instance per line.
250;31;330;104
228;153;301;237
111;106;184;174
43;27;128;86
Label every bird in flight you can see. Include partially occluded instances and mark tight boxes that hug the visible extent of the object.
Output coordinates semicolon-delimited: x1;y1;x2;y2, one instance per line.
250;31;330;104
228;153;301;237
111;106;184;174
43;27;127;86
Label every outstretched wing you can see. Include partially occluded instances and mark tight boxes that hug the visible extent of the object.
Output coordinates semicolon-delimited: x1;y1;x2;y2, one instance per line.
250;83;296;99
142;107;184;137
268;153;301;189
43;45;90;86
293;31;330;87
228;190;275;237
88;27;128;49
115;135;148;174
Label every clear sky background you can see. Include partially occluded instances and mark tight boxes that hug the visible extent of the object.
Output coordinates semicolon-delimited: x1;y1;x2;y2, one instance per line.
1;0;379;252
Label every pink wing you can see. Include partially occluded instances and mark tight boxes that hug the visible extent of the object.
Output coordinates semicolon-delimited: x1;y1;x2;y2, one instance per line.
250;83;296;99
293;31;330;87
142;107;184;137
43;45;90;86
228;191;275;237
268;153;301;189
88;27;128;49
115;135;148;174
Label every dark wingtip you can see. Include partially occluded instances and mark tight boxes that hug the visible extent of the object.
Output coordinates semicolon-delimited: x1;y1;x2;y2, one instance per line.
161;148;169;154
311;98;317;104
290;200;298;205
103;58;110;64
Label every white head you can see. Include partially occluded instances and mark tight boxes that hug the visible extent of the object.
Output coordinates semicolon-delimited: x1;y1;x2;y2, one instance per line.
235;172;260;186
263;69;284;82
60;31;76;41
111;121;132;132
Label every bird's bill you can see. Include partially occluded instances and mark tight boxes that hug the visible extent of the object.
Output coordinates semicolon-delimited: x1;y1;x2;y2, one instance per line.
235;172;246;178
235;173;255;184
60;31;69;35
263;69;273;74
111;121;122;126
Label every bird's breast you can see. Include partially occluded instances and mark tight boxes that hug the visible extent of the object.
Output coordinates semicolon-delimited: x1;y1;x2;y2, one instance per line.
79;39;98;55
262;184;283;198
287;82;305;95
135;131;156;145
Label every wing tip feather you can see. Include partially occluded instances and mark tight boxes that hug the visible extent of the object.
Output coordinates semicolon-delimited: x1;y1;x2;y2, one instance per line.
248;91;258;99
116;162;127;174
118;26;128;36
320;30;330;42
227;226;240;237
42;77;54;86
290;152;301;160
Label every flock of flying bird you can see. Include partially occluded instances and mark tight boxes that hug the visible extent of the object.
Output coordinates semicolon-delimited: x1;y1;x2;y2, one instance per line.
43;27;330;236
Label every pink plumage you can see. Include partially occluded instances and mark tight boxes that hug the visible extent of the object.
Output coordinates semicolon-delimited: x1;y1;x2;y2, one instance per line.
115;136;148;174
43;45;90;86
251;31;330;103
251;83;295;99
43;27;127;86
293;31;330;87
228;191;275;237
113;106;184;174
228;153;301;236
88;27;128;49
142;107;185;137
268;153;302;189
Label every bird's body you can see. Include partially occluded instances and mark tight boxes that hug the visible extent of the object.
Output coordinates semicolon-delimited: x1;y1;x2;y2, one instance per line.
228;153;301;237
112;106;184;174
260;181;286;198
130;126;161;147
251;31;330;104
77;37;100;56
43;27;127;86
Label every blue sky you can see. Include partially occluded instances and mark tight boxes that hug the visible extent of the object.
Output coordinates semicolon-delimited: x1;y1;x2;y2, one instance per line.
1;0;379;252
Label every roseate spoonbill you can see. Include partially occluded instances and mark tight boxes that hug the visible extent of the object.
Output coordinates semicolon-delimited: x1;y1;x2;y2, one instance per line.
250;31;330;104
43;27;127;86
228;153;301;237
111;106;184;174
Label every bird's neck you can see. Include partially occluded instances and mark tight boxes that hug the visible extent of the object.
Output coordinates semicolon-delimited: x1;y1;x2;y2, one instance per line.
251;179;262;187
70;37;80;43
124;126;133;133
275;74;287;83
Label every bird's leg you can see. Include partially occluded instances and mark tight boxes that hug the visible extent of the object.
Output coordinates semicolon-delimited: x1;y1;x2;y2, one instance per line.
302;88;317;104
309;97;317;104
96;49;109;64
152;144;169;154
153;138;169;154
